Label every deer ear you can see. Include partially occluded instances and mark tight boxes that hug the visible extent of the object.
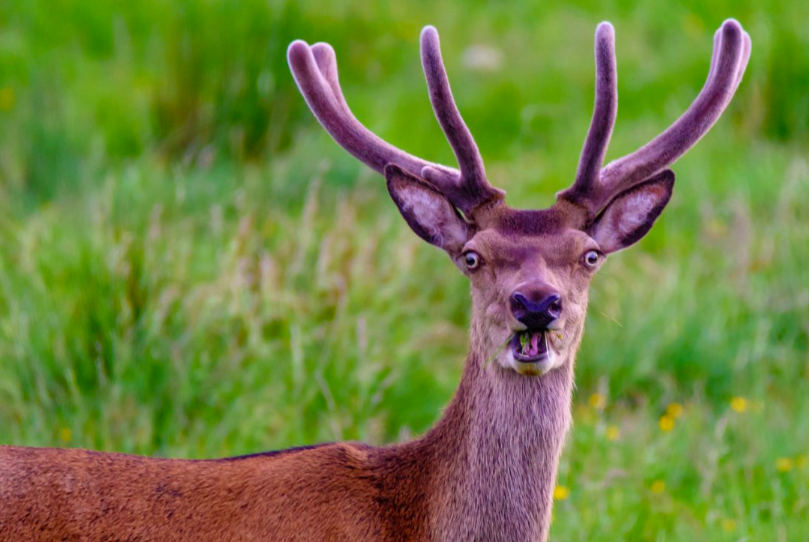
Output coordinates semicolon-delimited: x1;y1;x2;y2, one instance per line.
385;164;468;255
589;169;675;254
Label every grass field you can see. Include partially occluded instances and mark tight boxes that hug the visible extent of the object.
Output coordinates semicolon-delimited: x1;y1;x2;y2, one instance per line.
1;1;807;540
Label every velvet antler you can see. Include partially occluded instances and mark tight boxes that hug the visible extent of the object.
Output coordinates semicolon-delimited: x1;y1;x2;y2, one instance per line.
568;22;618;204
288;27;504;217
559;19;752;215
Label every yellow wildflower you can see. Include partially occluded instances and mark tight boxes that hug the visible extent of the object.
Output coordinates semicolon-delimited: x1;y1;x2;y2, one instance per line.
0;87;13;111
553;485;569;501
659;415;674;432
666;402;684;418
730;396;747;413
59;427;72;442
606;425;620;441
721;519;736;532
650;480;666;493
775;458;794;472
588;393;606;409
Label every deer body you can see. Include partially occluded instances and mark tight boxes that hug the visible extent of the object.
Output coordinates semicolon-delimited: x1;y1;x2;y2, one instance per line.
0;20;750;542
1;325;576;541
1;443;387;540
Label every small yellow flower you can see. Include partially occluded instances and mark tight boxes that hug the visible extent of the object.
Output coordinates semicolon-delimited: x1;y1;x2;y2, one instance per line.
666;402;684;419
721;519;736;532
650;480;666;493
59;428;72;442
659;415;674;432
553;485;569;501
775;457;794;472
730;396;747;413
606;424;620;441
0;87;14;111
588;393;606;409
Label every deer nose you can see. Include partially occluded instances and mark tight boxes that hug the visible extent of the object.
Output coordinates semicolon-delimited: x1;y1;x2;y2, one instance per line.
509;292;563;329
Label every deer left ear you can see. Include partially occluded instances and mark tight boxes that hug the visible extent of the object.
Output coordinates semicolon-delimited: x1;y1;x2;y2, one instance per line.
385;164;468;255
589;169;675;254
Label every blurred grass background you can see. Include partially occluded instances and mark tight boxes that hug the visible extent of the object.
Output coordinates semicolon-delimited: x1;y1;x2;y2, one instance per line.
0;0;807;540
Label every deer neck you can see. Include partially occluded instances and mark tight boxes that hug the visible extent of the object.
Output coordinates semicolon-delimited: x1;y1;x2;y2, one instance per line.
421;325;578;541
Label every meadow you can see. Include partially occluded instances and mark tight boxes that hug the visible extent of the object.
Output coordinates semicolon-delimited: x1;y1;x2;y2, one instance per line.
0;0;807;539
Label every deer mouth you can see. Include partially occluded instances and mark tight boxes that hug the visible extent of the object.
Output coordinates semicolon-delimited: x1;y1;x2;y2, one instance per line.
511;330;550;362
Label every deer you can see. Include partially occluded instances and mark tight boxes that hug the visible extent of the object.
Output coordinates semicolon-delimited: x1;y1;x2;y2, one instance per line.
0;19;750;542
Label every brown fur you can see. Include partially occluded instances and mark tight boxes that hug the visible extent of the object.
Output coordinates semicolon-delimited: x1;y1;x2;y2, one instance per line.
0;352;574;542
0;204;592;542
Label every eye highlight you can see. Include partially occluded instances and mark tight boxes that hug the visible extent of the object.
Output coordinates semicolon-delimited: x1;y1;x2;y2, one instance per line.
463;251;481;270
582;250;602;269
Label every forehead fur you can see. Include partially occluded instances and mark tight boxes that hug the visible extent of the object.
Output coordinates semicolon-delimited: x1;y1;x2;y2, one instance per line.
470;225;593;267
479;203;588;238
492;208;565;237
463;205;594;266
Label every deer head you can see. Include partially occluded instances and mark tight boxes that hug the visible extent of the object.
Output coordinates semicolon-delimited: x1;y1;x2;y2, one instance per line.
288;20;751;377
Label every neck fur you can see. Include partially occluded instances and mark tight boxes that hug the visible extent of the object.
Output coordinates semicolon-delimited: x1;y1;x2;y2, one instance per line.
417;328;577;541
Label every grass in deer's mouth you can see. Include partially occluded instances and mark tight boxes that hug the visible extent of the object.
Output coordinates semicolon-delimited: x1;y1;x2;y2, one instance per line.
483;333;517;368
514;330;547;359
512;330;566;361
483;329;567;368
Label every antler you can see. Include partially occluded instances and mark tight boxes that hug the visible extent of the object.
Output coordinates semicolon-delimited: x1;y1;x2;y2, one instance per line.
287;27;504;216
566;22;618;204
559;19;752;214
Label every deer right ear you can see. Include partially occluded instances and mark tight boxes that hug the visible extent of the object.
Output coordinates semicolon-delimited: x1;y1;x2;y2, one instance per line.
589;169;675;254
385;164;469;255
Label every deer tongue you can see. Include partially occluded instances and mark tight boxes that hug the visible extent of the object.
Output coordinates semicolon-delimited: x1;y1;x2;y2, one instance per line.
518;330;547;358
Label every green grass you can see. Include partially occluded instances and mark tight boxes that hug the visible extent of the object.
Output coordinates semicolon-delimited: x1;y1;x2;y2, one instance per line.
0;0;807;540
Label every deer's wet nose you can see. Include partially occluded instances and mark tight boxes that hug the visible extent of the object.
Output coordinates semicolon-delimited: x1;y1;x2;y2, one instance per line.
509;292;562;329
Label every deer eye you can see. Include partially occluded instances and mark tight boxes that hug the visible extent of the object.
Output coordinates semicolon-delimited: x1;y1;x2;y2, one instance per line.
463;251;481;270
582;250;602;269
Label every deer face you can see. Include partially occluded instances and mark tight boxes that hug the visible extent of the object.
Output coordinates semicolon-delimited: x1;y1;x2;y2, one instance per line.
385;167;674;375
289;21;750;376
461;222;595;376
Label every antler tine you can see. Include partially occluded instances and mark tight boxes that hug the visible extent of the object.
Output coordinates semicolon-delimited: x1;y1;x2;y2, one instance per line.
596;19;749;208
732;28;752;94
287;39;457;183
419;26;505;213
289;32;506;219
696;23;749;119
708;23;751;96
310;43;351;116
560;22;618;207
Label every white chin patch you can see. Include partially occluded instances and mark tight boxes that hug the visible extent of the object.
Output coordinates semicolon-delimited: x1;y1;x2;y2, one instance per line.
504;347;559;376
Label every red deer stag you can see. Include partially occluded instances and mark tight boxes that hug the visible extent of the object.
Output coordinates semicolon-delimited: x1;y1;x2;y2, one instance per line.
0;20;750;542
